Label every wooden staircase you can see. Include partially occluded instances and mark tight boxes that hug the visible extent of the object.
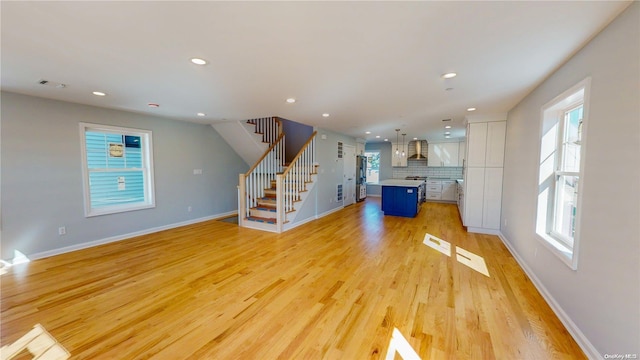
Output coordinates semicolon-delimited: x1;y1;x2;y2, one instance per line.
239;118;318;233
246;179;289;225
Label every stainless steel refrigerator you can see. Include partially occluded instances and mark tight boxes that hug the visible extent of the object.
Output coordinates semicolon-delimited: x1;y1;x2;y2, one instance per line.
356;155;367;202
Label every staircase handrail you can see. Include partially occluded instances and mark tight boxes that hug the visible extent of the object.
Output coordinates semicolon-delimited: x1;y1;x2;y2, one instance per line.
244;133;285;176
280;131;318;177
246;117;283;146
239;132;286;227
277;132;317;227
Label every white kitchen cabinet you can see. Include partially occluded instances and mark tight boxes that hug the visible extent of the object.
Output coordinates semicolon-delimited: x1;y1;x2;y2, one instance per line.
391;142;408;167
466;123;488;168
482;167;503;229
458;141;466;167
427;142;459;167
465;121;506;168
463;168;485;228
462;118;506;233
441;180;457;201
425;179;456;202
485;121;506;167
457;181;464;219
425;180;442;200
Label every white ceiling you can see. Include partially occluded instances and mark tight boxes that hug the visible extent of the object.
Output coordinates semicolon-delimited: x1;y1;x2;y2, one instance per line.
1;1;630;143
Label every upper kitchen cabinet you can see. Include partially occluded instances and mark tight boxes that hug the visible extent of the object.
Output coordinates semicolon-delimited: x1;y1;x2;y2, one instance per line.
391;142;408;167
458;141;466;166
466;123;488;167
485;122;507;167
428;142;459;167
466;121;506;167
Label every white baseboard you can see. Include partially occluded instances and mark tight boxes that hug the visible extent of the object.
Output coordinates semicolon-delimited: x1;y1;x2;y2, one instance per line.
283;215;317;231
28;211;238;261
316;205;345;219
283;205;345;232
467;227;501;235
497;232;601;360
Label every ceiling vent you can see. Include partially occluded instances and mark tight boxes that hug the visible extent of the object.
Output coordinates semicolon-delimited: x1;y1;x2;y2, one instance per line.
37;79;66;88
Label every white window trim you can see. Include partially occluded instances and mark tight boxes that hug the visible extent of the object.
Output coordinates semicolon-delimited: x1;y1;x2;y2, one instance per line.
79;122;156;217
535;77;591;270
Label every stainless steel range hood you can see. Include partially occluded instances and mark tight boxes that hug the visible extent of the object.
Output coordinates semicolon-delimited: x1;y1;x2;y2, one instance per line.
408;140;427;159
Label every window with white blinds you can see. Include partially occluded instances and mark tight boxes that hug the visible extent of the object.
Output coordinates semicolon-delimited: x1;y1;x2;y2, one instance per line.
80;123;155;217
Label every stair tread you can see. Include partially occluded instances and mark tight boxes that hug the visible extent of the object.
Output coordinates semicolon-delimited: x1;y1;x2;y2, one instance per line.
253;206;276;212
246;216;277;224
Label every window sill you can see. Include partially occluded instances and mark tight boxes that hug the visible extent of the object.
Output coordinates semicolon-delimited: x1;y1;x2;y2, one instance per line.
535;232;577;270
85;203;155;217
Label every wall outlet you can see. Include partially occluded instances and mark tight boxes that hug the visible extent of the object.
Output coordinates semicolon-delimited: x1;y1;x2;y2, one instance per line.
58;226;66;235
187;206;192;212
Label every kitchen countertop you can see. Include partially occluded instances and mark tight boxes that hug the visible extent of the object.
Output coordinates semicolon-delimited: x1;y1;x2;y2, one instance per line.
379;179;425;187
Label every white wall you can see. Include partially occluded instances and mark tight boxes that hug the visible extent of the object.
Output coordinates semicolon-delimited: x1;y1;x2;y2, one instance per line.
501;3;639;357
1;92;248;259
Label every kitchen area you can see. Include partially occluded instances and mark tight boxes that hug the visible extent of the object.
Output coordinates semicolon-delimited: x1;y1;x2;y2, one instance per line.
364;116;505;235
370;139;465;218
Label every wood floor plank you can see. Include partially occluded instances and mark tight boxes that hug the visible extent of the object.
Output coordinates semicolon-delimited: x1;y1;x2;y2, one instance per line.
1;199;586;359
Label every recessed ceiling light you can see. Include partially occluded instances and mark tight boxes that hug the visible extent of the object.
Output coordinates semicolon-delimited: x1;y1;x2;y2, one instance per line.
322;113;330;117
197;112;206;117
445;131;451;135
445;125;452;129
190;58;207;65
467;107;477;111
286;98;296;103
413;137;418;140
445;135;451;138
365;131;371;134
92;91;106;96
442;72;457;79
148;103;160;108
384;139;388;142
375;135;380;138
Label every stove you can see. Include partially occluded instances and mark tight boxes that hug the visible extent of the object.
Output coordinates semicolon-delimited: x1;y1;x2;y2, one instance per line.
404;176;427;180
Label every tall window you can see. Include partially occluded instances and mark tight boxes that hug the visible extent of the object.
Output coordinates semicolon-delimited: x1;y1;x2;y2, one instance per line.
80;123;155;217
365;151;380;184
536;78;589;269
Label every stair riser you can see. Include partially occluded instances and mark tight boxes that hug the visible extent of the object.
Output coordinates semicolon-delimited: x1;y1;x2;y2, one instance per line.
246;217;276;225
257;200;277;207
250;208;276;218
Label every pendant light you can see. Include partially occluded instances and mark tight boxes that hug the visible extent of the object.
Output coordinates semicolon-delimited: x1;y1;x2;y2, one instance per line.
395;129;400;155
401;133;406;157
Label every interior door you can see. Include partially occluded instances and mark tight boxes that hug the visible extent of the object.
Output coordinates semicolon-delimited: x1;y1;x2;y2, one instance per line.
343;145;356;206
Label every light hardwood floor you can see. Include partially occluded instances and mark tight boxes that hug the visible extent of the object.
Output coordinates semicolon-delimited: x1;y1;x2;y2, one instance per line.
1;199;585;359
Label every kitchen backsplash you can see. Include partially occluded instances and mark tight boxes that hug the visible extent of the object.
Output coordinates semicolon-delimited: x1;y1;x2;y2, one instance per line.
392;161;463;179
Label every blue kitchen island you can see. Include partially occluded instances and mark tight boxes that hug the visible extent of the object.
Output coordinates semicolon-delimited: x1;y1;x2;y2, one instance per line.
379;179;424;217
